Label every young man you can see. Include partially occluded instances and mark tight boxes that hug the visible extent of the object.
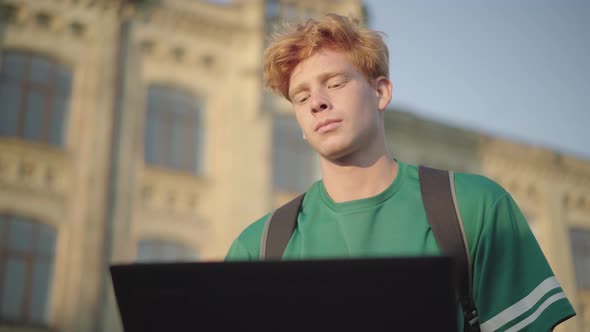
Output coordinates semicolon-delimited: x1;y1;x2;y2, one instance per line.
225;14;576;332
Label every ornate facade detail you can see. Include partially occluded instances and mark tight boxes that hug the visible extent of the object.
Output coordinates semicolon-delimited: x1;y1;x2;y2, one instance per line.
136;4;244;44
2;1;96;40
564;190;590;226
133;6;232;76
0;139;71;198
139;167;208;217
479;137;590;190
272;0;362;23
136;35;221;73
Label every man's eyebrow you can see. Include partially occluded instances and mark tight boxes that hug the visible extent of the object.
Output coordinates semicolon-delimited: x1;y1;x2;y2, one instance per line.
289;83;309;100
289;71;348;98
319;71;348;83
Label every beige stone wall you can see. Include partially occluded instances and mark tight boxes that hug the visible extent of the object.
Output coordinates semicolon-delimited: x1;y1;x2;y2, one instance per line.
0;0;122;331
384;109;483;173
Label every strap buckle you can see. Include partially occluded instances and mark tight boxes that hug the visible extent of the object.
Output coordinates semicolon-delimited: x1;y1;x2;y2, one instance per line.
459;297;480;332
465;308;479;327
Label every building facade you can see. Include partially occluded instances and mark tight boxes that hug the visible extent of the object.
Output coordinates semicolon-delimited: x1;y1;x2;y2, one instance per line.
384;109;590;332
0;0;587;331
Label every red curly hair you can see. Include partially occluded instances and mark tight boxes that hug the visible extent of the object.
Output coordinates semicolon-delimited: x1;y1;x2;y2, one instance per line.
263;13;389;101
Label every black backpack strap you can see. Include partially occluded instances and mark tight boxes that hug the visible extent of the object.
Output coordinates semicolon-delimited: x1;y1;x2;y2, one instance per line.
260;193;305;260
260;166;480;331
418;165;480;332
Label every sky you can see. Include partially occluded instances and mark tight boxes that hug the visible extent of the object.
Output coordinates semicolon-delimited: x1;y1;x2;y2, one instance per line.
363;0;590;160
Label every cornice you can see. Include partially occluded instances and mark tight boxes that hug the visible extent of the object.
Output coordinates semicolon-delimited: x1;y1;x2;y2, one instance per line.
0;0;120;45
134;3;248;44
383;110;482;153
132;2;259;77
138;166;210;217
479;137;590;186
135;33;225;75
479;137;590;220
274;0;362;20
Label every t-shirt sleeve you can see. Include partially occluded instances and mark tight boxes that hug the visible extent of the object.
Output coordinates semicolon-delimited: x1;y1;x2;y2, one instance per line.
224;213;270;262
224;238;255;261
473;192;576;332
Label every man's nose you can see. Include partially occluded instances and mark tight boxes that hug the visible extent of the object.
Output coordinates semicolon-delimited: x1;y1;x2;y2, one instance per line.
310;92;331;114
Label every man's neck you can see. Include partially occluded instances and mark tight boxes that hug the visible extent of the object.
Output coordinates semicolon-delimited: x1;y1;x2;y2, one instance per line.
320;153;398;203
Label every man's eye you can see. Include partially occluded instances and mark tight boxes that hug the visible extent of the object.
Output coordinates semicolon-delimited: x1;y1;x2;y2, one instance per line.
297;96;309;104
329;82;345;89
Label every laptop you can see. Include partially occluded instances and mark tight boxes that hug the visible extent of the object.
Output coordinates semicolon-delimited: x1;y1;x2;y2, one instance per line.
110;256;458;332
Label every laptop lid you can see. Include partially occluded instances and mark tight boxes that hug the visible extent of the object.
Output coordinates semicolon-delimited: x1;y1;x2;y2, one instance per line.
110;256;458;332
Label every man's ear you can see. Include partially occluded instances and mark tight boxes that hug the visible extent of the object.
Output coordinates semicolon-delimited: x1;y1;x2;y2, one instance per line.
302;132;307;140
374;76;393;111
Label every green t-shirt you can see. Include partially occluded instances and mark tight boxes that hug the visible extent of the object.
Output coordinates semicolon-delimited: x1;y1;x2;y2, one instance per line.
225;161;576;331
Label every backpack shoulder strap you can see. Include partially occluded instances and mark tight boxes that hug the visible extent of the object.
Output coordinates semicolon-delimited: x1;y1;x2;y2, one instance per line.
260;193;305;260
418;165;480;332
260;167;480;330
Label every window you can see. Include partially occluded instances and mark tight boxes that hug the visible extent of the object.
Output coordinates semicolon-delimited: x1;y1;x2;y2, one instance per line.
205;0;233;4
264;0;280;36
145;85;204;173
0;51;72;145
570;228;590;291
265;0;280;20
280;3;299;22
136;239;198;263
273;115;315;193
0;215;57;325
570;228;590;330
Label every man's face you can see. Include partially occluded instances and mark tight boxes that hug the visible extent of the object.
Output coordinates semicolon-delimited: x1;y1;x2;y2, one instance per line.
288;49;391;162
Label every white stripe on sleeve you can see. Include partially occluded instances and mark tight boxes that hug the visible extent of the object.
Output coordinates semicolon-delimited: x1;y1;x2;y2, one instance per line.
504;292;567;332
481;276;561;332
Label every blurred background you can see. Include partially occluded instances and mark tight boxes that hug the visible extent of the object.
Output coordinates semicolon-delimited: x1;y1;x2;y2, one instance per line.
0;0;588;331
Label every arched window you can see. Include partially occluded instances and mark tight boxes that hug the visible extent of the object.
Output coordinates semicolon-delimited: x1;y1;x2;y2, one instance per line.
273;115;315;193
0;51;72;146
136;239;198;263
0;215;57;325
570;228;590;290
144;85;204;173
570;228;590;328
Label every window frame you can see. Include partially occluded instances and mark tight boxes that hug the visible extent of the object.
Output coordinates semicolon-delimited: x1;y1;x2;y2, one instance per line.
136;238;199;263
144;84;204;174
570;227;590;291
0;50;72;146
272;114;315;193
0;214;57;326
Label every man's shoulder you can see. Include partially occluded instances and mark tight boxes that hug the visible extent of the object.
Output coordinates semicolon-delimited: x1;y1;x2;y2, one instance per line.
402;162;511;238
453;170;507;203
400;161;507;202
236;212;271;245
226;183;321;260
225;212;270;261
450;171;511;235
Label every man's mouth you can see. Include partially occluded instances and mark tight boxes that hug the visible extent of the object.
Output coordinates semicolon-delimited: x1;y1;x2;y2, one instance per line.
315;119;342;133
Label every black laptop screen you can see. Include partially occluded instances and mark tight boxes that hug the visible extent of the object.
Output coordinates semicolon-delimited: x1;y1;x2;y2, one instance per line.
110;256;458;332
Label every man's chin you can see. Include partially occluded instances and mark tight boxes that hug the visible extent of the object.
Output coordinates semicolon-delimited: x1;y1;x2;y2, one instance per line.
317;147;355;164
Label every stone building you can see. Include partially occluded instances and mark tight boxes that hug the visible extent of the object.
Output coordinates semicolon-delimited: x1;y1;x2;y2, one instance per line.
383;109;590;332
0;0;587;331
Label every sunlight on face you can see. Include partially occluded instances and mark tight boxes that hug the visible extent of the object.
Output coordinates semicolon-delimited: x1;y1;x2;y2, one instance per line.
288;49;392;163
